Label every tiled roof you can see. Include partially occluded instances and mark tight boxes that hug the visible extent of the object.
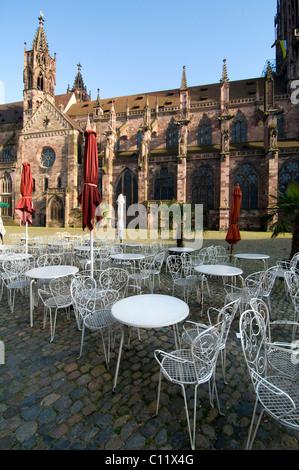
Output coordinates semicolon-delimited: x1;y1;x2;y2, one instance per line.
66;76;288;118
55;93;73;109
0;102;23;125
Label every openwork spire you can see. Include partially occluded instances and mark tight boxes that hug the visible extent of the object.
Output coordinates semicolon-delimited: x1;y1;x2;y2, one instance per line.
266;60;273;79
32;12;49;52
220;59;229;83
180;65;188;90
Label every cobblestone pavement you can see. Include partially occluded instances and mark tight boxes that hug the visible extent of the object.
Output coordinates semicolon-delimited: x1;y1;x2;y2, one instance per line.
0;239;299;451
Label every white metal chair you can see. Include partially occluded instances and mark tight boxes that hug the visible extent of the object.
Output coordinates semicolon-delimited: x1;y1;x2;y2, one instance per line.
47;275;75;342
127;255;153;294
181;252;210;297
3;258;32;313
167;255;199;304
71;275;121;367
278;270;299;341
276;252;299;289
181;298;241;384
239;308;299;450
154;320;225;450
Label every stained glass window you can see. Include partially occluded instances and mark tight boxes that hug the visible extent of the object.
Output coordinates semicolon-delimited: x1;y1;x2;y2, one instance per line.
41;147;55;167
234;163;258;209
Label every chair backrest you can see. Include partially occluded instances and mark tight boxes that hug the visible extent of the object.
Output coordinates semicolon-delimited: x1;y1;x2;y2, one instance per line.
3;258;32;279
284;269;299;298
249;297;272;342
49;274;74;298
191;320;225;382
70;275;98;315
37;253;62;267
153;251;165;270
239;309;267;388
166;255;182;279
290;252;299;271
100;289;120;309
213;246;229;264
98;268;129;297
216;299;241;346
257;266;278;297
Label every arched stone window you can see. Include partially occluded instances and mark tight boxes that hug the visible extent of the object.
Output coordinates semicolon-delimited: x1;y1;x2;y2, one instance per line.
278;159;299;194
154;167;175;201
2;172;12;193
197;115;212;145
231;111;246;142
234;163;258;209
166;120;179;148
50;197;64;225
191;165;214;210
116;169;138;207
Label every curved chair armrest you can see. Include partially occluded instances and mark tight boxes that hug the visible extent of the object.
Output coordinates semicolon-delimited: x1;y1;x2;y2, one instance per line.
206;307;220;325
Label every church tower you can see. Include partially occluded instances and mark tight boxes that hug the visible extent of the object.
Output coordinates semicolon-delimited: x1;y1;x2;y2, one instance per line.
68;62;91;102
274;0;299;89
23;12;56;125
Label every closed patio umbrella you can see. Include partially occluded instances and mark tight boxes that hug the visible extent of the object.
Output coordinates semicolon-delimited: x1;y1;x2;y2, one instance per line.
225;184;242;261
117;193;125;241
78;128;102;271
15;162;35;254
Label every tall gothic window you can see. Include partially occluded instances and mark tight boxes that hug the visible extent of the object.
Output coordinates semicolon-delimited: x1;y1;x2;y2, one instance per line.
197;116;212;145
154;167;175;201
166;121;179;148
230;111;246;142
277;114;284;140
234;163;258;209
278;159;299;194
191;166;214;210
116;169;138;208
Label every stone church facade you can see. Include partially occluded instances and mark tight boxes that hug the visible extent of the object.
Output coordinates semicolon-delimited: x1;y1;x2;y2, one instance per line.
0;1;299;230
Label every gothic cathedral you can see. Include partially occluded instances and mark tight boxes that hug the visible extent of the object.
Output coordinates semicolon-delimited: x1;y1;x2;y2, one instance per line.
0;1;298;230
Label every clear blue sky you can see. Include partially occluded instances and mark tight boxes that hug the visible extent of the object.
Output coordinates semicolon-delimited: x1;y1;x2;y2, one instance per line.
0;0;277;104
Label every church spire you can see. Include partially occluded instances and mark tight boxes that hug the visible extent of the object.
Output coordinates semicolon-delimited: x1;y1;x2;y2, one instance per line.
32;12;48;52
180;65;188;90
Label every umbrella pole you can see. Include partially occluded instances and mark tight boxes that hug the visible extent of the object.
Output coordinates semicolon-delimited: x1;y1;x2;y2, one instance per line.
25;221;28;255
230;244;233;262
90;230;94;275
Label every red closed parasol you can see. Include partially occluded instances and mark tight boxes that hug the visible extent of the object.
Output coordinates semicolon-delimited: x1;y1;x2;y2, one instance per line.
78;129;102;271
225;184;242;261
15;162;35;254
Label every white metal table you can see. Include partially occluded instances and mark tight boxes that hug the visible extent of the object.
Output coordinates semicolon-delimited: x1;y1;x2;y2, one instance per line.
233;253;269;270
168;247;195;254
194;264;243;314
111;294;189;392
25;265;79;327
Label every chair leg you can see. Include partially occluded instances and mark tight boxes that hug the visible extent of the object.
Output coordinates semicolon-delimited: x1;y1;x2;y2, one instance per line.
246;397;265;450
180;384;196;450
154;370;163;416
78;323;86;357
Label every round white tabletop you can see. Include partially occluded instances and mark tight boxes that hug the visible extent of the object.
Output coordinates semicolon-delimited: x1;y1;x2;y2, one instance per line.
111;294;189;329
26;265;79;280
168;247;195;253
194;264;243;277
233;253;269;261
110;253;145;261
233;253;269;270
0;253;33;262
120;242;142;247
